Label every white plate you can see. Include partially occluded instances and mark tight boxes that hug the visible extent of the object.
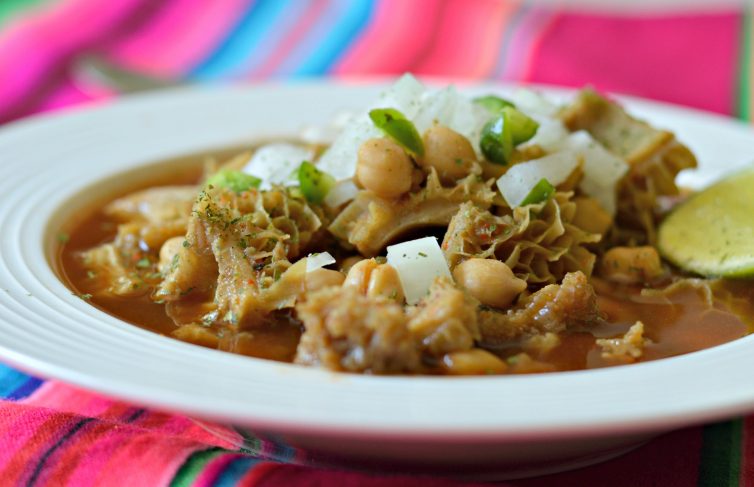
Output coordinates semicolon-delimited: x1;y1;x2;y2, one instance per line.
1;80;754;478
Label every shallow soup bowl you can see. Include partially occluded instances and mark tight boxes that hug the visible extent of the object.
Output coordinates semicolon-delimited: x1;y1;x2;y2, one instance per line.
2;80;754;479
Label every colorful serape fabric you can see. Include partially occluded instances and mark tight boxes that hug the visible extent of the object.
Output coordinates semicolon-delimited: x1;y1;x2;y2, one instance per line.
0;0;753;485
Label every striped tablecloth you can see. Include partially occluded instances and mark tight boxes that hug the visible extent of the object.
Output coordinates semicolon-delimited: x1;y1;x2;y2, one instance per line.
0;1;752;485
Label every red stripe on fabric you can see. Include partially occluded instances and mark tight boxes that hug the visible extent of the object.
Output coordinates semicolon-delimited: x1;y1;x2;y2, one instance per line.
236;462;287;487
0;408;89;485
251;463;472;487
741;416;754;486
63;422;143;486
109;0;252;77
527;11;740;115
514;428;703;487
333;0;442;75
23;382;123;420
0;404;54;473
411;0;521;78
91;432;208;486
135;413;234;447
29;420;114;487
250;0;329;79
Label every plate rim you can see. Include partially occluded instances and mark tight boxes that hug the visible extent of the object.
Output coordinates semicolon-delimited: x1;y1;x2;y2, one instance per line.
1;78;754;441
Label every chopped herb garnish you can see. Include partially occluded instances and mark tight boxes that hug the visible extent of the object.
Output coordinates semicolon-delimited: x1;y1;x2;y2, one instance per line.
78;293;92;300
182;240;190;248
135;257;151;269
418;252;428;257
369;108;424;156
57;233;70;243
86;270;96;279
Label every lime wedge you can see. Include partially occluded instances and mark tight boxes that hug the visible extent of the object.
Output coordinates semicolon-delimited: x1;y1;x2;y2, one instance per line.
658;166;754;278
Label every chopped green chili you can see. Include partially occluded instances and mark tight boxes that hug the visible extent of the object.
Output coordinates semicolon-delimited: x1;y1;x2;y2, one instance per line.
479;114;513;165
205;170;261;194
368;108;424;156
297;161;335;204
520;178;555;206
503;106;539;145
473;94;515;113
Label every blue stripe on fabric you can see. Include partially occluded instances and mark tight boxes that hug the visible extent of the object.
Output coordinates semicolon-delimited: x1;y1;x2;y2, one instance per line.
0;363;33;398
214;457;263;487
287;0;376;76
272;0;348;75
189;0;294;80
6;376;43;400
239;0;317;75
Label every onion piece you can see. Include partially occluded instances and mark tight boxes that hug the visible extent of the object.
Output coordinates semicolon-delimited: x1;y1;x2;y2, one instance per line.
413;86;489;158
324;179;360;208
496;151;581;208
511;88;559;118
242;143;313;190
555;131;628;216
386;237;452;305
306;252;336;273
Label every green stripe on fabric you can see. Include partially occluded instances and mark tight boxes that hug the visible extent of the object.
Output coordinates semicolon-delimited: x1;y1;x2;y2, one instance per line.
736;5;752;121
0;0;51;28
169;447;226;487
698;418;743;487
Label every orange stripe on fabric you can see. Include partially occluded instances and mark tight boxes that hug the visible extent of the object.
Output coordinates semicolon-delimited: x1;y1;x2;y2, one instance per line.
412;0;521;78
333;0;443;75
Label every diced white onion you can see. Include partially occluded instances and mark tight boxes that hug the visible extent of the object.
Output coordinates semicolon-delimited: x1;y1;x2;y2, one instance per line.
553;131;628;215
511;88;559;118
300;110;357;144
318;74;492;179
242;143;313;190
496;151;581;208
413;86;489;157
324;178;360;208
520;117;569;150
315;116;380;181
306;252;336;273
386;237;452;305
368;73;426;117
